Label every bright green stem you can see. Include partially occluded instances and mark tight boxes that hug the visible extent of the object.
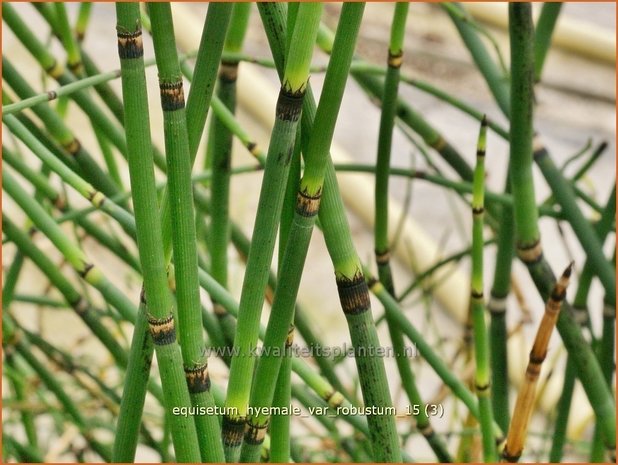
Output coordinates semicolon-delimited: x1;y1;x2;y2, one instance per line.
54;3;82;74
444;3;510;117
375;2;408;296
488;179;514;433
3;315;112;461
3;171;137;323
533;144;616;304
269;328;294;463
3;58;121;199
471;117;496;462
116;4;201;462
223;5;322;461
75;2;93;41
548;357;577;462
534;3;563;82
149;4;223;461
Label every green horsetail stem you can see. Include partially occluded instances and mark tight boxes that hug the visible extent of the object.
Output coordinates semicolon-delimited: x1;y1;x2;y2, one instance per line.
534;3;563;82
2;314;112;460
207;2;250;340
374;1;408;296
2;171;138;323
241;5;364;462
508;4;616;455
53;3;83;75
2;115;136;239
3;58;121;200
2;216;128;370
259;3;406;461
116;4;207;462
3;3;166;173
443;2;510;117
471;117;497;461
373;4;450;461
148;3;223;461
222;4;322;462
75;2;93;42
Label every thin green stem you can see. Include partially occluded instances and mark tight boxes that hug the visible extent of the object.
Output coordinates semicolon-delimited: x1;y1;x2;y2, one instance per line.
534;3;563;82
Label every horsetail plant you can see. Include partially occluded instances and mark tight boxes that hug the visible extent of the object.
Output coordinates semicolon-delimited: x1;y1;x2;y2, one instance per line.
115;4;201;461
241;5;364;461
470;116;497;462
508;5;616;457
222;5;322;461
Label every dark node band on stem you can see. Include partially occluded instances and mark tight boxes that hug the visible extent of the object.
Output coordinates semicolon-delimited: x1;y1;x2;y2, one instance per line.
221;416;245;447
246;141;258;156
336;271;370;315
525;361;542;379
71;296;89;315
296;188;321;217
503;451;522;463
212;301;228;317
419;423;435;438
472;206;485;216
185;362;211;394
476;148;486;158
324;389;344;409
67;61;83;74
159;80;185;112
275;87;304;122
78;262;94;279
430;136;447;152
117;29;144;59
62;138;81;156
219;62;239;83
285;325;295;348
471;289;484;300
139;286;147;305
46;90;58;101
244;418;268;445
147;314;176;346
516;239;543;264
44;60;64;79
375;249;391;266
86;190;106;208
387;50;403;68
528;352;546;367
475;382;490;392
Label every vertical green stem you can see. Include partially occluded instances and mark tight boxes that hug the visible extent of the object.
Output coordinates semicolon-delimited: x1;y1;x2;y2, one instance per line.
116;4;201;461
223;5;322;461
534;3;563;82
471;117;496;461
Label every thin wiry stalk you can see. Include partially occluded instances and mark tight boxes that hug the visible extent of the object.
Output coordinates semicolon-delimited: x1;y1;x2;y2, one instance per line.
2;216;129;370
508;3;615;455
533;139;615;304
75;2;93;42
3;58;121;199
2;171;138;323
222;5;322;461
470;117;496;462
269;326;295;463
241;5;364;462
443;2;510;116
148;4;223;461
2;314;112;461
487;180;514;433
2;3;166;172
534;3;563;82
548;357;577;462
2;115;136;238
53;3;83;75
503;264;573;462
374;2;408;296
207;2;250;340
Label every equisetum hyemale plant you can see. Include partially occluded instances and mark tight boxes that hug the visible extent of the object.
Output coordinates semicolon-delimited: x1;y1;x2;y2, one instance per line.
2;2;614;463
